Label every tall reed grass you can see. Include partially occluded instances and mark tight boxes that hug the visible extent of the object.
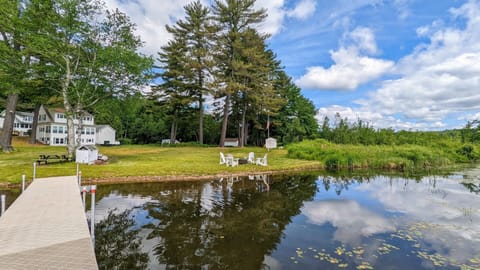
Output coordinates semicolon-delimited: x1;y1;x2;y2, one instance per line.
287;139;478;170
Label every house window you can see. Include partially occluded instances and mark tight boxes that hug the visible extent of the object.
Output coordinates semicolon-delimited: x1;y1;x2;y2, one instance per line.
58;126;63;134
55;138;60;144
60;138;64;144
52;126;58;134
46;126;51;133
40;115;46;121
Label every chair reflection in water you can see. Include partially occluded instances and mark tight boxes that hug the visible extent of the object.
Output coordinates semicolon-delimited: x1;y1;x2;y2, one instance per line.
248;174;270;192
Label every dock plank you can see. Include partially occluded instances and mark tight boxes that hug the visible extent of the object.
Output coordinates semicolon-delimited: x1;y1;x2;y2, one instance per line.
0;176;98;270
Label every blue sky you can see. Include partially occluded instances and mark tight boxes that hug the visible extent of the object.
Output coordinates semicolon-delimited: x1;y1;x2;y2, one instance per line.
104;0;480;130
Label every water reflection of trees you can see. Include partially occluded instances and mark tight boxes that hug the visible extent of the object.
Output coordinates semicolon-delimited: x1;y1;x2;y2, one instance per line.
95;209;149;270
461;182;480;194
318;174;459;196
143;174;317;269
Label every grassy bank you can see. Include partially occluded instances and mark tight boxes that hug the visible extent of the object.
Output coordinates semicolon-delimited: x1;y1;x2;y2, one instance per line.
0;137;320;184
287;139;479;170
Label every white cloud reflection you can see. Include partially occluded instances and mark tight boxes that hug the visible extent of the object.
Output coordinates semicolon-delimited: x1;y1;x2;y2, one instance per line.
91;191;153;221
302;199;395;244
355;175;480;261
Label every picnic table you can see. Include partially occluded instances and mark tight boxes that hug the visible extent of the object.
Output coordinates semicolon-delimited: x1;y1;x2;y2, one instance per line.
36;154;70;165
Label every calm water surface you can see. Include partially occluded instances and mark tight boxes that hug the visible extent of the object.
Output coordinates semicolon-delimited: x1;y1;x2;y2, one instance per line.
89;169;480;270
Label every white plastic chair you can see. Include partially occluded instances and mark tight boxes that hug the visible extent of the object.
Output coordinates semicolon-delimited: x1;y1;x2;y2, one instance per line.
226;154;239;167
247;152;255;163
255;154;267;166
219;152;227;165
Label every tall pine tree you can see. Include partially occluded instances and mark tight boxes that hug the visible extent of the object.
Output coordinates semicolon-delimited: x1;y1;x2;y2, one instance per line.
212;0;267;147
161;1;216;144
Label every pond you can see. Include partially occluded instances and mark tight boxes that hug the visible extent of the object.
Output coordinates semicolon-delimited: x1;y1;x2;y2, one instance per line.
89;168;480;270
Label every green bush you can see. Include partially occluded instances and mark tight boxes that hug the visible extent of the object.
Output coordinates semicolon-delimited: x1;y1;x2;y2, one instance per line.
119;138;133;145
456;144;478;161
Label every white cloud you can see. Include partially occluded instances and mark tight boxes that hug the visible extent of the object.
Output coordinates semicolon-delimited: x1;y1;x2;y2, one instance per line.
254;0;287;36
296;46;393;90
458;112;480;122
104;0;298;56
296;26;393;90
287;0;316;20
303;200;395;244
349;26;378;55
316;105;447;130
357;0;480;126
103;0;194;57
393;0;410;20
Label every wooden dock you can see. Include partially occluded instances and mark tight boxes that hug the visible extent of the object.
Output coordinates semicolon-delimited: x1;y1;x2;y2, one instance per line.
0;176;98;270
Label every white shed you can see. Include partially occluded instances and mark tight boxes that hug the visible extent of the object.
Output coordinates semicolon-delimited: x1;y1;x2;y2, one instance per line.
224;138;239;147
76;145;98;164
265;137;277;150
95;125;118;145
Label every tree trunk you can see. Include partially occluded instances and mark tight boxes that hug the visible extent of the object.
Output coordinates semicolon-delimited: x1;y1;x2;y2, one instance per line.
243;118;249;146
29;103;41;144
198;96;204;145
219;94;230;147
76;116;83;146
170;118;176;144
0;93;19;152
62;57;75;158
198;69;204;145
66;113;75;158
239;104;246;147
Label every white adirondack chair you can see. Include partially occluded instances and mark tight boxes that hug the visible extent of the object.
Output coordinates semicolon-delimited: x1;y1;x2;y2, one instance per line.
219;152;227;165
255;154;268;166
247;152;255;163
226;154;239;167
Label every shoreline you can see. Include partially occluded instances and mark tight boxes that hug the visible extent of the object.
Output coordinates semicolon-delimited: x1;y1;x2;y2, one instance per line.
0;165;323;189
2;162;470;190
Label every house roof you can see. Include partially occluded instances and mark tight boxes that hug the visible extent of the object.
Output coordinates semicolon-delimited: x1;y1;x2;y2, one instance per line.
77;145;97;151
0;110;33;124
0;110;32;117
40;105;93;121
94;125;113;130
16;111;33;117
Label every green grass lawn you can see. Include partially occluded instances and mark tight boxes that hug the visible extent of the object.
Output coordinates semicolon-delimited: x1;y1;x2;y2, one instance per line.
0;137;321;184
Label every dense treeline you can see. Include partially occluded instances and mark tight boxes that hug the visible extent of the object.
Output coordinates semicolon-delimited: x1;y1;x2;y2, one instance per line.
0;0;318;151
318;113;480;147
288;114;480;170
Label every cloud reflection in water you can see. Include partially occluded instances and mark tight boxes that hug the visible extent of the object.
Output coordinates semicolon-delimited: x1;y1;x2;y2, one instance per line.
302;199;395;245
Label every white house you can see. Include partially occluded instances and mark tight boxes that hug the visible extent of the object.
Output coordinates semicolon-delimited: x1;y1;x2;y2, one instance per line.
36;105;97;146
95;125;119;145
0;110;33;136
